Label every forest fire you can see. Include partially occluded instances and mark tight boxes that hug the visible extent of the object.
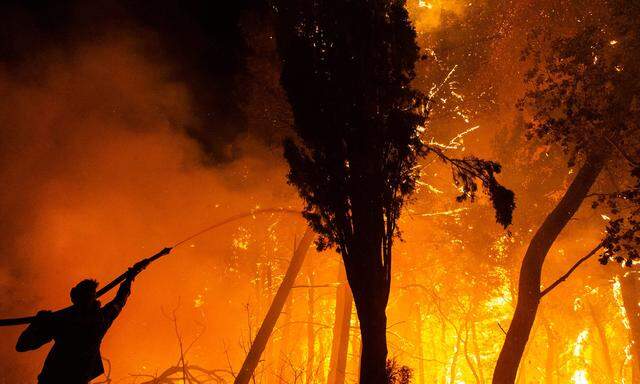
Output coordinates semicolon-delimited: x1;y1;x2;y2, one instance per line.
0;1;639;384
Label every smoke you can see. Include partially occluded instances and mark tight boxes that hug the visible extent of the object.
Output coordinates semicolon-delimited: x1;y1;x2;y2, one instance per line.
0;24;303;381
0;0;269;162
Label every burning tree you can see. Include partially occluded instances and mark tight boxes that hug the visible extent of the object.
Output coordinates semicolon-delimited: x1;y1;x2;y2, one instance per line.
273;1;514;382
493;1;640;382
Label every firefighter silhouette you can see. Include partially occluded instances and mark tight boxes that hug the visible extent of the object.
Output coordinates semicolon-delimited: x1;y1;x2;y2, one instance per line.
15;259;151;384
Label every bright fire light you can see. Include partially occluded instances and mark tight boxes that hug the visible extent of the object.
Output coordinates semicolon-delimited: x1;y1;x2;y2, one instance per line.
571;369;588;384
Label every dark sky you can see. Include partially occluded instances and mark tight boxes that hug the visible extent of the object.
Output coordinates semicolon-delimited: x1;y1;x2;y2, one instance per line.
0;0;267;161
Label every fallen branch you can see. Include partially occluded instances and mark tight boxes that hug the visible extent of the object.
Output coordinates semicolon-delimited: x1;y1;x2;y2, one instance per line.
233;228;315;384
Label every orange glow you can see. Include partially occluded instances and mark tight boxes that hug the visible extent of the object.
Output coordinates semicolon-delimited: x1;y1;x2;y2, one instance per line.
0;2;635;384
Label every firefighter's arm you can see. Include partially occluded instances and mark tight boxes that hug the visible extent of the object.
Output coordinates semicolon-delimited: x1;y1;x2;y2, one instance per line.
16;311;54;352
102;271;134;323
102;250;166;323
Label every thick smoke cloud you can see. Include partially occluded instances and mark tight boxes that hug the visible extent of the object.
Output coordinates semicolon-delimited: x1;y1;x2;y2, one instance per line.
0;0;271;162
0;6;301;382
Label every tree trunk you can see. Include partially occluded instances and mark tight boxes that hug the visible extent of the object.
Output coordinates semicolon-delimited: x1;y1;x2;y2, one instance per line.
416;303;425;384
428;317;438;383
544;322;555;384
328;267;353;384
463;323;481;384
344;201;390;384
351;314;362;383
234;228;315;384
306;253;316;384
318;332;328;383
515;323;536;384
278;293;294;383
440;320;447;384
492;153;605;384
356;299;388;384
620;271;640;383
449;330;462;384
586;299;615;383
472;322;485;384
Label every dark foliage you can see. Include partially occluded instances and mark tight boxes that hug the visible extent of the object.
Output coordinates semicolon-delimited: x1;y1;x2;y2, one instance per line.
385;359;412;384
519;0;640;267
276;0;427;254
430;149;515;228
593;164;640;266
276;0;513;256
519;25;626;166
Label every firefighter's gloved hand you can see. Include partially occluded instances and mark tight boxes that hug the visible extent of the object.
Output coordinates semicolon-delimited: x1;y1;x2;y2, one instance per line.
125;267;139;281
132;259;151;272
34;310;53;324
35;310;52;319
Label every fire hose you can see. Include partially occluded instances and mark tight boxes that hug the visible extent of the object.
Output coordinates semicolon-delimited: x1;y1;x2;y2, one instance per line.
0;247;172;326
0;207;300;327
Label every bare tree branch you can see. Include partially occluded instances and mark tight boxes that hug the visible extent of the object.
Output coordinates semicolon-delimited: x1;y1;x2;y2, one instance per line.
540;242;604;298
